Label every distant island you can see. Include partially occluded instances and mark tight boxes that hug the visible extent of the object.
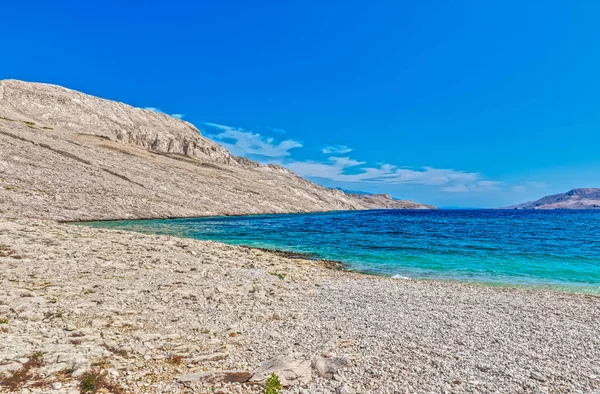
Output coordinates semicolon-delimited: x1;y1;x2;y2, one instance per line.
506;188;600;209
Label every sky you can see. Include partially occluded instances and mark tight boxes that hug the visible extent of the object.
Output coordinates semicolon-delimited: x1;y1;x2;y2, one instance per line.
2;1;600;208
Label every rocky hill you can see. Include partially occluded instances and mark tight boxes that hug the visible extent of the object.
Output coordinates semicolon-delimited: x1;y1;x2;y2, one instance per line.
0;80;433;221
506;188;600;209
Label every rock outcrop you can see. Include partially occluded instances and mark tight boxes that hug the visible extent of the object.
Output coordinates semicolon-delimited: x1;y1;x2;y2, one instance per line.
0;79;236;164
0;80;433;221
506;188;600;210
347;193;435;210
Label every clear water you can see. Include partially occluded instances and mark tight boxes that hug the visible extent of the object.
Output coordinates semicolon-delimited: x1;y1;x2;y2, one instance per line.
78;210;600;293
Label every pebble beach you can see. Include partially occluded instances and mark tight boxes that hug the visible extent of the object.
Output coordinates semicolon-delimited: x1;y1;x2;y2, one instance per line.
2;218;599;393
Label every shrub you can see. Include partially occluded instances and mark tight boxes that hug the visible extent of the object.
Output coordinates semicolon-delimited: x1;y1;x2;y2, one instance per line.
264;373;283;394
79;369;124;393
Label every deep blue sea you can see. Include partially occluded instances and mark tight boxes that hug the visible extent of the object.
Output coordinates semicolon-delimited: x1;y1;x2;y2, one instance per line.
79;210;600;293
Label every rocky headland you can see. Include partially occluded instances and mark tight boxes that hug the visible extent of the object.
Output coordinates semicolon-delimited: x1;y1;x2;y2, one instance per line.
506;188;600;210
1;80;599;394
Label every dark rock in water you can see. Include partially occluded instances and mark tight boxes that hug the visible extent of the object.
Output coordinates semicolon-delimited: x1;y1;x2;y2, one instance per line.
239;245;345;269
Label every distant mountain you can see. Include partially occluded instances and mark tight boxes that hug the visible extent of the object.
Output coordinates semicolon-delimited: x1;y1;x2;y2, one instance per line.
506;188;600;210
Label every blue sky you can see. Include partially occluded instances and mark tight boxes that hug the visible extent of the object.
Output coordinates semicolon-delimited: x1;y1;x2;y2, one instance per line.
2;1;600;208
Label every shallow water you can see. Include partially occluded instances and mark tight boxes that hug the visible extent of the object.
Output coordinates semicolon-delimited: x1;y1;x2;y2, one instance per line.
79;209;600;293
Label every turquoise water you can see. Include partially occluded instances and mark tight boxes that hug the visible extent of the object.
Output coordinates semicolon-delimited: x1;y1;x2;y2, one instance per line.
79;210;600;293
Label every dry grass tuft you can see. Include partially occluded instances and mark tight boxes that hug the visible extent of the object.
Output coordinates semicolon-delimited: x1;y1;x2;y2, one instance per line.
0;352;44;390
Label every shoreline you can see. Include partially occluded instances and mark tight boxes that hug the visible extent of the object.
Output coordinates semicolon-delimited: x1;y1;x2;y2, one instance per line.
75;215;600;297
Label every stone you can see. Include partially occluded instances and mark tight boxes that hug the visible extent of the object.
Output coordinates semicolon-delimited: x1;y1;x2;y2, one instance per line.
71;368;86;378
336;339;357;348
249;353;312;386
52;382;62;390
336;384;356;394
312;354;350;379
194;351;229;362
531;372;547;382
177;370;252;386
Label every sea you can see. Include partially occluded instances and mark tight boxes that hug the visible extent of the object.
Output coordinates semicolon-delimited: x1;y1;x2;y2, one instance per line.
79;209;600;294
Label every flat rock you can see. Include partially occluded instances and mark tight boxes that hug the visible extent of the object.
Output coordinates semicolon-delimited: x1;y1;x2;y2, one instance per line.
249;353;312;386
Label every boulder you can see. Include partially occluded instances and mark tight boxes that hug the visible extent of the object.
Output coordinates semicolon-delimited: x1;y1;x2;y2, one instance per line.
249;353;312;386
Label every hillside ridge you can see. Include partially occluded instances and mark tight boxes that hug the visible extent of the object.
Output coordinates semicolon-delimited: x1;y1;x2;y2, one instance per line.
0;80;433;221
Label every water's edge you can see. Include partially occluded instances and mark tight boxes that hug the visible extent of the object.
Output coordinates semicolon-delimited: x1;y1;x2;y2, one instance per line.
73;210;600;296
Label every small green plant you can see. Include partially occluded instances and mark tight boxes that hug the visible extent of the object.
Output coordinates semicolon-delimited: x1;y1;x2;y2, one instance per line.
264;373;283;394
30;352;43;362
269;272;286;280
79;369;124;393
79;370;101;392
0;318;8;324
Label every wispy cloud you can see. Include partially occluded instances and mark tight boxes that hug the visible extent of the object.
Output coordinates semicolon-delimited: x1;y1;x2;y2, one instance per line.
200;126;506;193
144;107;185;119
322;145;352;154
285;155;490;191
442;180;503;193
267;127;287;134
203;122;302;158
511;181;548;193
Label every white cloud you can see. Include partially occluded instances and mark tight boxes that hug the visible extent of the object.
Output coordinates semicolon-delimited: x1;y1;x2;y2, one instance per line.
199;124;504;193
285;156;490;190
526;181;548;188
145;107;163;113
322;145;352;154
267;127;287;134
511;181;547;193
203;122;302;158
442;180;503;193
144;107;185;119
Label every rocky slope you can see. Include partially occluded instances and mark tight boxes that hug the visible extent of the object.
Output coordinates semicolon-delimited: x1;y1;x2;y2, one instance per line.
0;80;432;221
507;188;600;209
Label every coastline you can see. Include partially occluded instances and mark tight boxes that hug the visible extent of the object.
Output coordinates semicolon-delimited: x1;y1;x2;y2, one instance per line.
75;213;600;297
2;217;600;393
